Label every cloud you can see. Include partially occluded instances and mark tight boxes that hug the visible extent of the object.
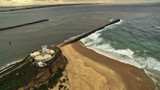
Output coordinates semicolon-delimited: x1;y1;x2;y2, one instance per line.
0;0;159;6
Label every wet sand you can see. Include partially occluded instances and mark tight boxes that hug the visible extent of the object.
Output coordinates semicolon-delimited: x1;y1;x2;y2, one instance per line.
60;41;155;90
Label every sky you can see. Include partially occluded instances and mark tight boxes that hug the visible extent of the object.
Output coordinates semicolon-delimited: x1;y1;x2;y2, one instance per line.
0;0;160;6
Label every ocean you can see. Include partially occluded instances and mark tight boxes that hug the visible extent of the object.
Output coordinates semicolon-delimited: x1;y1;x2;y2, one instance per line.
0;4;160;88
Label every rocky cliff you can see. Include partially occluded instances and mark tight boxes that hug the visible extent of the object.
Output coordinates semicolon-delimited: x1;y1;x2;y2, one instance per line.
19;54;67;90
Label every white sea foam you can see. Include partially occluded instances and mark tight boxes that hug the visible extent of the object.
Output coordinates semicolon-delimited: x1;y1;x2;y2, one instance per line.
87;46;141;68
136;57;160;71
114;49;134;58
80;20;160;88
81;30;160;89
101;19;123;30
80;19;160;72
0;58;23;70
80;19;141;67
155;26;160;30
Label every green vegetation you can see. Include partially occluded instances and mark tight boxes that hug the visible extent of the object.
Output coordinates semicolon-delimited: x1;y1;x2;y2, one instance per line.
46;46;62;66
0;46;66;90
0;61;39;90
34;68;64;90
59;85;64;90
48;68;63;88
0;46;61;77
50;46;62;55
0;56;32;76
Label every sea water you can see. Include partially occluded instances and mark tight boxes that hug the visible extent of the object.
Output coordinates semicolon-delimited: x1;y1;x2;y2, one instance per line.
0;3;160;88
81;12;160;89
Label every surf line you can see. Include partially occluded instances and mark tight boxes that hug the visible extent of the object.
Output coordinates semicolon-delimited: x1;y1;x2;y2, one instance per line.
0;19;49;31
60;19;121;47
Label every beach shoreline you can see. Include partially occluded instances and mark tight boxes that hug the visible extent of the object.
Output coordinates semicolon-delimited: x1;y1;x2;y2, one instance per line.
0;58;23;73
60;41;155;90
0;41;156;90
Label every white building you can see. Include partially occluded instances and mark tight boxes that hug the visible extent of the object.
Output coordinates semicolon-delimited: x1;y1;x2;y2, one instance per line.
38;61;47;67
30;45;55;67
42;45;55;54
35;54;52;62
49;50;54;54
42;45;50;53
30;51;40;58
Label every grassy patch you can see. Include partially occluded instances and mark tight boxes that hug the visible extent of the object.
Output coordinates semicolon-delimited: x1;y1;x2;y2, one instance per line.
0;61;38;90
0;56;32;76
48;68;63;88
46;46;62;66
0;46;65;90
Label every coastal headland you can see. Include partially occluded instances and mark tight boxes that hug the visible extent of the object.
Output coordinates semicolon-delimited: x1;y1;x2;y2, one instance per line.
0;46;68;90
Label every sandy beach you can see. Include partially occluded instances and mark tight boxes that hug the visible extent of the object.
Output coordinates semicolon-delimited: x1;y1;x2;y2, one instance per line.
60;41;155;90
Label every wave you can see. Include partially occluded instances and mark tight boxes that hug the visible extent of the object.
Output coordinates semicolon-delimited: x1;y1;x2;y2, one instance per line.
80;19;160;88
81;19;160;71
137;57;160;71
155;26;160;30
81;41;160;72
0;58;23;70
80;19;141;67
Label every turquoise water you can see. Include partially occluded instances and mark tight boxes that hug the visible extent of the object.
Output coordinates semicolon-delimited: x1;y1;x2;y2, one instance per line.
81;20;160;88
0;4;160;88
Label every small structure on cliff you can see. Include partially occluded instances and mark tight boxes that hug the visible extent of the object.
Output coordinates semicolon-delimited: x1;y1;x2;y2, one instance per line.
30;45;55;67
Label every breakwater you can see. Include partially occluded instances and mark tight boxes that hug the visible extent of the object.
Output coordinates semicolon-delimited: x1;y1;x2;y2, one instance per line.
0;19;49;31
60;19;120;47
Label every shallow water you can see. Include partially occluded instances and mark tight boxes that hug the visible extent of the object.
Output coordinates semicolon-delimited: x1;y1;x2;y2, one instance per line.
81;19;160;88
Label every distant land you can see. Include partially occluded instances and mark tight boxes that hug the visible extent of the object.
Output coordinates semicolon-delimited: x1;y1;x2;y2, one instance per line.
0;3;93;12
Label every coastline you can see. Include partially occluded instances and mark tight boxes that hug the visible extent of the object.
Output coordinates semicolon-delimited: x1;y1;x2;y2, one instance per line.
0;41;156;90
60;41;155;90
0;59;23;73
0;19;120;72
0;4;92;12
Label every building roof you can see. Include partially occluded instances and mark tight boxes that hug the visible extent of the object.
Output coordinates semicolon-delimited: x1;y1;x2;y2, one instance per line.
38;61;44;67
35;54;52;60
30;51;40;56
50;50;54;54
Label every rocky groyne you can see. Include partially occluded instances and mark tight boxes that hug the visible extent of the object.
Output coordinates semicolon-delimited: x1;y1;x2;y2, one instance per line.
0;19;49;31
60;19;120;47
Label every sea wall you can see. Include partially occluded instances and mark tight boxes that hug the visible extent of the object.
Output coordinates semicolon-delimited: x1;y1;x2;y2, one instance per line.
60;19;120;47
0;19;49;31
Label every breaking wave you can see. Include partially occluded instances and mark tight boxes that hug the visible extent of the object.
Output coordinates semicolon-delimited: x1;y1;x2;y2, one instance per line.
0;58;23;70
80;19;160;88
154;26;160;30
81;19;160;71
